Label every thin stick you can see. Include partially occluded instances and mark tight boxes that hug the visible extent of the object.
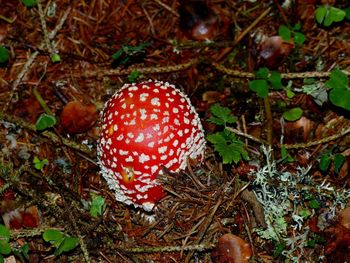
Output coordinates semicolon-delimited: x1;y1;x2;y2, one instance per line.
226;123;350;149
37;0;54;55
263;96;273;145
213;63;350;79
78;59;198;78
234;7;271;46
120;243;215;253
154;0;179;17
33;87;54;115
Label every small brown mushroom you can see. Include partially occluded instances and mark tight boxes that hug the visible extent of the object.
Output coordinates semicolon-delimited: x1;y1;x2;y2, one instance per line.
340;207;350;229
60;101;98;134
212;233;253;263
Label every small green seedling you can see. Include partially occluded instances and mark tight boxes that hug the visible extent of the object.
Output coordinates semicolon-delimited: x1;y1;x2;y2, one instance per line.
280;145;294;163
273;241;286;257
35;113;57;131
112;42;150;65
282;107;303;121
304;193;320;209
21;0;37;7
319;151;345;174
0;224;11;262
301;78;328;106
299;208;312;219
208;103;237;126
89;194;106;218
33;156;49;170
43;229;79;256
11;243;29;262
249;67;282;98
0;46;9;64
127;70;141;83
278;24;306;46
305;234;325;248
207;104;248;164
51;53;61;63
315;5;346;27
325;69;350;111
345;7;350;20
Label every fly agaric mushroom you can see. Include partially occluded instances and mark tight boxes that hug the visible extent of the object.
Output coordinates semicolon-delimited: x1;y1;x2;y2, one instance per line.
97;80;206;211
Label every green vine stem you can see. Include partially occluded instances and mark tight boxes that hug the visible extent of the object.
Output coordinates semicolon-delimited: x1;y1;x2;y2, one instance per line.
263;97;273;145
33;87;54;116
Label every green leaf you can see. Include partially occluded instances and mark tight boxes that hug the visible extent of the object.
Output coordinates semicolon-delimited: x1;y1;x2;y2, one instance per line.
22;0;37;7
278;25;291;42
0;46;9;64
249;79;269;98
323;12;333;26
127;70;141;83
282;107;303;121
329;88;350;110
309;199;320;209
209;104;237;125
319;154;331;172
299;209;311;219
286;89;295;98
33;156;49;170
111;49;124;60
90;195;105;217
0;241;11;255
20;243;30;261
213;141;234;164
207;133;227;145
36;113;56;131
54;237;79;256
112;42;150;64
293;23;301;31
306;239;316;248
269;71;283;89
207;131;247;164
0;255;3;263
315;6;327;24
43;229;64;243
334;153;345;174
329;7;346;23
281;145;294;163
315;6;346;26
51;53;61;63
345;7;350;20
326;69;348;90
0;225;10;243
294;31;306;46
273;242;286;257
255;67;269;79
208;117;225;126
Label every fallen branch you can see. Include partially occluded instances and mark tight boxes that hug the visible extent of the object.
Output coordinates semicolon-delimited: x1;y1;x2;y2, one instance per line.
226;124;350;149
77;59;198;78
119;243;215;253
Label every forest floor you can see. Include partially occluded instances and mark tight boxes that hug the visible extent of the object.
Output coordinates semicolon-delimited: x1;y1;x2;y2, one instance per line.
1;0;350;262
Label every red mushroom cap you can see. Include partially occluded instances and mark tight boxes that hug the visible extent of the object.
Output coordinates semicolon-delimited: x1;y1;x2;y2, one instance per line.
97;80;206;211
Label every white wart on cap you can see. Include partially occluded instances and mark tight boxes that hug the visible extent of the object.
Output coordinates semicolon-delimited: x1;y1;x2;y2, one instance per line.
97;80;206;211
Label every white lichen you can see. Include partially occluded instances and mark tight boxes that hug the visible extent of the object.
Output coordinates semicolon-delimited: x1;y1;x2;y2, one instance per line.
251;145;350;262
